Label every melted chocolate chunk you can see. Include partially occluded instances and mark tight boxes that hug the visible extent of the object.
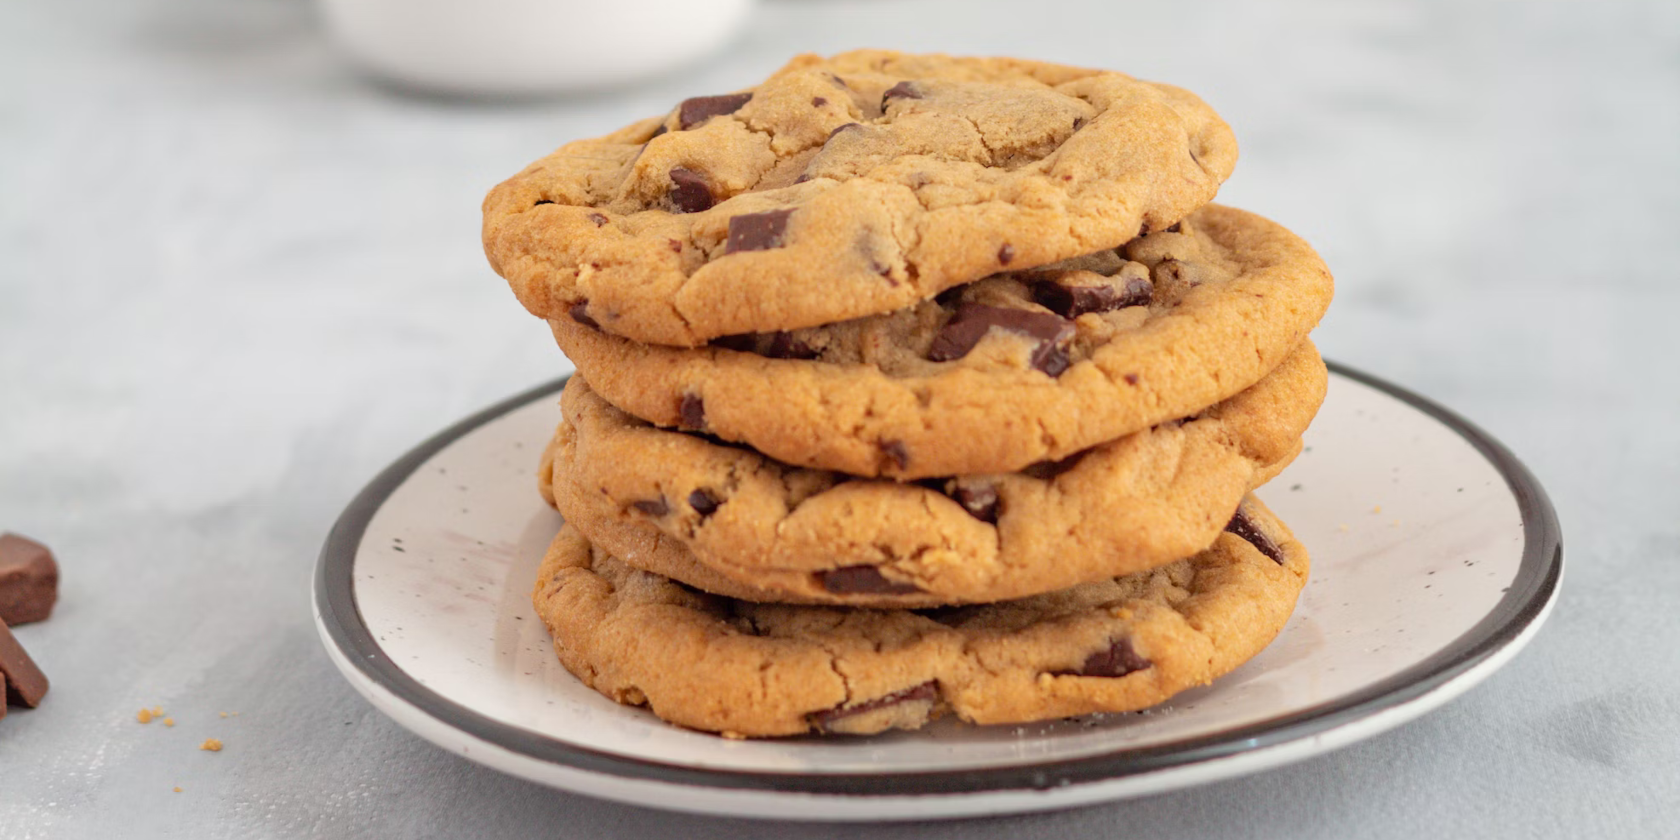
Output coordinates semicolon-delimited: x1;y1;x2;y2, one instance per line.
688;489;721;518
649;124;669;140
1166;222;1182;234
766;332;819;360
678;393;705;430
585;212;609;227
1225;506;1284;564
808;681;938;731
631;498;669;517
1055;637;1151;678
0;533;57;626
926;303;1075;376
879;440;910;471
677;93;752;129
0;619;49;708
724;209;793;253
818;566;921;595
947;481;999;524
1032;275;1153;318
711;334;757;352
881;81;923;110
811;96;828;107
668;167;714;213
826;122;862;141
568;302;599;330
998;243;1016;265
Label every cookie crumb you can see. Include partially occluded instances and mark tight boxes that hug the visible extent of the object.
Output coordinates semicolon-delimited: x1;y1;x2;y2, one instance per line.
173;787;182;793
164;718;175;727
137;709;155;724
200;738;223;752
152;706;164;716
1337;524;1350;532
219;712;228;718
1371;505;1382;514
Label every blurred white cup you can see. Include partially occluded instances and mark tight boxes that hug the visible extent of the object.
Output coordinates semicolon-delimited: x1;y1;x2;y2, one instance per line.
319;0;757;96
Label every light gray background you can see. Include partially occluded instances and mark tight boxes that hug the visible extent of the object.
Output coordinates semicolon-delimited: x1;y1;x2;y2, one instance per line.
3;0;1677;837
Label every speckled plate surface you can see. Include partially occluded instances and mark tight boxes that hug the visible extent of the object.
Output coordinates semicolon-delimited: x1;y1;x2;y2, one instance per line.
313;363;1561;821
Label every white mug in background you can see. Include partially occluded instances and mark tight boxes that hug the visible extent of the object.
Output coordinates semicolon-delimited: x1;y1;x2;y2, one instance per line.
319;0;758;97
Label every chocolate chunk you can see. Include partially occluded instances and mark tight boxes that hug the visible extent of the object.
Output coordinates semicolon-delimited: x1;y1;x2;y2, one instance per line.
809;681;938;732
818;566;921;595
998;243;1016;265
812;96;828;107
1055;637;1151;678
826;122;862;141
532;199;554;206
879;440;910;471
926;303;1075;376
631;498;670;517
649;124;669;140
1123;373;1139;386
1032;275;1153;318
947;481;999;524
725;209;793;253
585;212;609;227
1225;506;1284;564
1072;117;1085;131
881;81;923;109
677;93;752;129
0;533;57;626
765;331;819;360
678;393;705;430
1165;222;1182;234
668;167;714;214
0;619;49;708
827;73;849;90
568;302;599;330
688;489;721;518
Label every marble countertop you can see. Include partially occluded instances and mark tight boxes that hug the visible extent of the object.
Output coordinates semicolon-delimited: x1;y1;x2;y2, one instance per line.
3;0;1676;837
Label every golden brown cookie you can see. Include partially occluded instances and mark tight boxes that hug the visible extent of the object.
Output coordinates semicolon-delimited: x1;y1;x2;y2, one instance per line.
551;204;1332;479
484;50;1238;346
540;342;1324;606
531;495;1308;737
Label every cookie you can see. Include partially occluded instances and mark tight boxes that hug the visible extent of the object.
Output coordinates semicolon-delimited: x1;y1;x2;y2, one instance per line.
550;203;1333;479
531;495;1308;737
540;341;1324;606
483;49;1238;347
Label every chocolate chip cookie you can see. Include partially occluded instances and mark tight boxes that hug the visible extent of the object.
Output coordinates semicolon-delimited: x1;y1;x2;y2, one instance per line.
483;49;1238;347
550;203;1333;479
531;495;1308;737
540;341;1323;606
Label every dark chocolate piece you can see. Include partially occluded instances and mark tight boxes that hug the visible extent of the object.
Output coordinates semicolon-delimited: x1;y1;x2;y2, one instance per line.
0;533;57;626
710;334;757;353
532;199;554;206
1053;637;1151;678
997;243;1016;265
765;332;819;360
881;81;923;109
809;681;938;731
879;440;910;471
688;489;721;518
825;122;862;141
678;93;753;129
0;619;49;708
947;481;999;524
678;393;706;430
668;167;714;214
649;124;669;140
585;212;609;227
926;303;1075;376
568;302;599;330
724;209;794;253
1020;452;1086;481
1033;275;1153;318
818;566;921;595
1225;506;1284;564
811;96;828;107
631;498;670;517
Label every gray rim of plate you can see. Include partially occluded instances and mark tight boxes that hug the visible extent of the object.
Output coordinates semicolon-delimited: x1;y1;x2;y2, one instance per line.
314;361;1563;797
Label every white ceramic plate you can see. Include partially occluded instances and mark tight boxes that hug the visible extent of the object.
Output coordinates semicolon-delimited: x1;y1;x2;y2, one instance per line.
314;363;1562;821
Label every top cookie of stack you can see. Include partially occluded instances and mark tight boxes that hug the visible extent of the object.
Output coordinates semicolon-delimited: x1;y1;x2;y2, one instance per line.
483;49;1237;348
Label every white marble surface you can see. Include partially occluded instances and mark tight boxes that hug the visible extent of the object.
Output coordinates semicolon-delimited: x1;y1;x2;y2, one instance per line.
2;0;1676;837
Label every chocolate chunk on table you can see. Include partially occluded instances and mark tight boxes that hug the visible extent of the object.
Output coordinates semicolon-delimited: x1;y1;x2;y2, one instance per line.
0;619;49;708
0;532;58;626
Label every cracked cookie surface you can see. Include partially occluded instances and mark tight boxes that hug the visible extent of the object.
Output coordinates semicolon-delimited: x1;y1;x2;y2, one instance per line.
541;342;1323;606
551;203;1333;479
530;495;1307;737
484;49;1238;346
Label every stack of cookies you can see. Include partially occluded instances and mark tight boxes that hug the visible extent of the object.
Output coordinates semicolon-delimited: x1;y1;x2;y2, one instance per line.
481;50;1333;738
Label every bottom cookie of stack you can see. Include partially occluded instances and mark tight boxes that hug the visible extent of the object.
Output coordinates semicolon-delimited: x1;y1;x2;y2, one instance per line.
531;495;1308;738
